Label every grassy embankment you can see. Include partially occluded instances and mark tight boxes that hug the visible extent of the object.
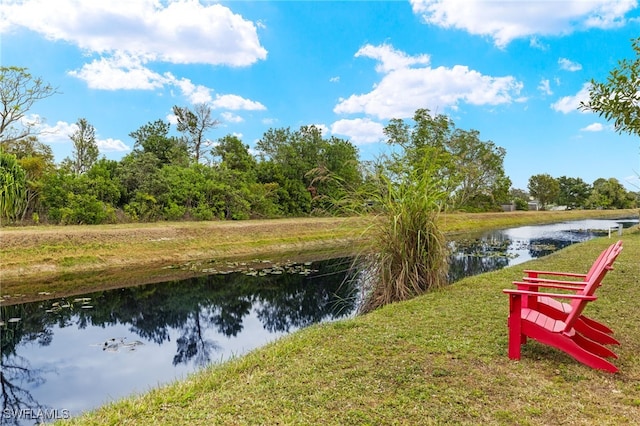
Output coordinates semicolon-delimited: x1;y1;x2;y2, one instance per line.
61;222;640;425
1;209;637;304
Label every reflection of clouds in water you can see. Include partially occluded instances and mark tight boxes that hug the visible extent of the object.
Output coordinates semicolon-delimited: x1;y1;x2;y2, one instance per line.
450;218;636;272
502;219;633;241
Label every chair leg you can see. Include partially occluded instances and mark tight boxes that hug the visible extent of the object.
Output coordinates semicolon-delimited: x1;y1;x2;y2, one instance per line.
508;294;523;360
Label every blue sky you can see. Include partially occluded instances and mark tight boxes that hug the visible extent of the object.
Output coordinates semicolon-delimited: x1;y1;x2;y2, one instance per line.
1;0;639;191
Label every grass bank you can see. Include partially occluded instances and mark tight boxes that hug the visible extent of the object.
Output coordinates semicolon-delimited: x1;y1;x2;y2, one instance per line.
62;227;640;425
1;209;637;303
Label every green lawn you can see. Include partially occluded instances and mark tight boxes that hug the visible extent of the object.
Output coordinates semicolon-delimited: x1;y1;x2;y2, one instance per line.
63;227;640;425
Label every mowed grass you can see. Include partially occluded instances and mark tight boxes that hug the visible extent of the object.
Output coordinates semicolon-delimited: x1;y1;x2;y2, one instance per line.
63;228;640;425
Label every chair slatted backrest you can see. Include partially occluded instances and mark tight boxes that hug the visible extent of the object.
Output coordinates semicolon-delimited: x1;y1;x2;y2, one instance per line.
563;243;623;333
585;241;620;281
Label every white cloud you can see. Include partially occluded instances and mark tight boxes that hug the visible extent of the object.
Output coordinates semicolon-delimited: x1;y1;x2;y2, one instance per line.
331;118;385;145
551;83;591;114
68;53;169;90
529;37;548;50
0;0;267;66
27;118;77;144
538;79;553;96
335;44;523;120
221;112;244;123
581;123;604;132
409;0;637;48
172;77;214;104
356;43;430;73
558;58;582;72
329;76;340;83
211;94;266;111
22;117;129;152
97;138;130;152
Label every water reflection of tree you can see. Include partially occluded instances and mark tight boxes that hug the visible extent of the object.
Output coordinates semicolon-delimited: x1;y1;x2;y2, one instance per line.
447;236;512;283
173;308;221;367
1;304;54;425
254;261;358;333
528;237;580;258
4;258;359;373
448;253;511;283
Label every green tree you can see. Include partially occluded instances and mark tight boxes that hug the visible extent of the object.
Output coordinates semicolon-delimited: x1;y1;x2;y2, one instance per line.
256;125;361;216
213;134;281;218
528;174;559;210
116;152;167;219
129;120;189;166
0;67;58;143
0;151;26;223
383;109;510;211
213;135;257;174
69;118;99;175
173;104;219;164
557;176;591;209
586;178;632;209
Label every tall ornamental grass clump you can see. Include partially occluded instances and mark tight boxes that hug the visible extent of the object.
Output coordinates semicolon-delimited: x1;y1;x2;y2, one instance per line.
358;159;450;314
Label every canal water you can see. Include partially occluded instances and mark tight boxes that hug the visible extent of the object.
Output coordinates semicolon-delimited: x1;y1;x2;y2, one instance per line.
0;217;636;424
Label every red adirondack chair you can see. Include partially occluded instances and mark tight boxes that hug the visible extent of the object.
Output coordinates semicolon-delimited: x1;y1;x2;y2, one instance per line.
503;254;619;373
515;241;623;343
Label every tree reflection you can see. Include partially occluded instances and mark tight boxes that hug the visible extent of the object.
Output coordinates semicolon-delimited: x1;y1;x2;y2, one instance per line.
173;309;220;367
2;258;359;376
528;237;576;258
1;304;54;426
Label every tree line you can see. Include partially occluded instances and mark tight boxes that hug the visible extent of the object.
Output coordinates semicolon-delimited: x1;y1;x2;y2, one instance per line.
0;67;638;225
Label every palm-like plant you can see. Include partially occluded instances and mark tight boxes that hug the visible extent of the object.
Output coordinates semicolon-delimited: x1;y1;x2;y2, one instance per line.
0;151;27;223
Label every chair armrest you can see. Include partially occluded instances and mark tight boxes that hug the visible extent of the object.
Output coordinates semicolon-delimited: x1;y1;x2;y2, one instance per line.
523;269;588;279
514;280;586;292
503;288;597;301
522;277;588;287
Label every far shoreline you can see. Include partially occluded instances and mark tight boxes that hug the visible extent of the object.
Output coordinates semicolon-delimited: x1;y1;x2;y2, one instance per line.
1;209;637;305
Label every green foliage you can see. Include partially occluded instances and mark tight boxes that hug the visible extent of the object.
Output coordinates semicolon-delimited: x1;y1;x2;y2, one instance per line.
557;176;591;209
383;108;510;211
1;137;56;221
255;125;362;216
0;151;26;223
528;174;560;210
514;198;529;211
580;37;640;137
41;167;117;224
586;178;634;209
129;120;189;166
124;192;161;222
57;192;115;225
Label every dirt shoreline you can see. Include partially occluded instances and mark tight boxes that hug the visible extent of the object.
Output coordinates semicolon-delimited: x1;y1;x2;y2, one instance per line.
1;211;637;305
0;217;365;305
